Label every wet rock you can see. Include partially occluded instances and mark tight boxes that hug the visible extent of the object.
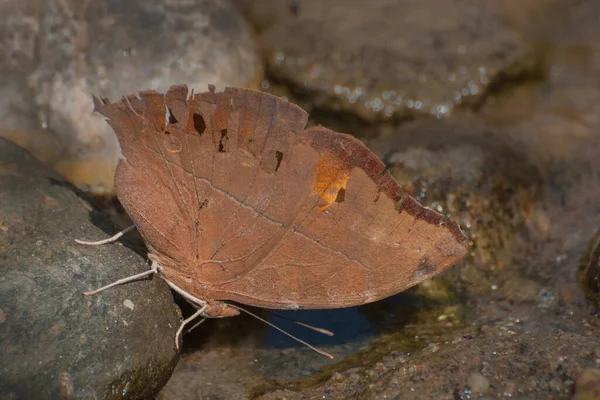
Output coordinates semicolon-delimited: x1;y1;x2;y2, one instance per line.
467;372;492;395
0;0;261;195
155;2;600;398
0;138;181;399
574;369;600;400
479;1;600;160
578;230;600;309
369;119;544;293
255;322;599;399
161;348;257;400
238;0;539;121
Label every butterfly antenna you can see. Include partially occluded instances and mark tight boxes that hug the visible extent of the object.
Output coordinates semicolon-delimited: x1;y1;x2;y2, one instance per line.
294;321;334;337
263;310;334;336
228;305;334;359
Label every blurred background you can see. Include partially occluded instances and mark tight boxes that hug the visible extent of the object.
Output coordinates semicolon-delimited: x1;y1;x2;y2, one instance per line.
1;0;599;399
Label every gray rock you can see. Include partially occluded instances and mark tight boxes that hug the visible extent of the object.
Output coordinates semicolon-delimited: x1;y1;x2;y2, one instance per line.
0;137;181;399
237;0;538;121
0;0;261;195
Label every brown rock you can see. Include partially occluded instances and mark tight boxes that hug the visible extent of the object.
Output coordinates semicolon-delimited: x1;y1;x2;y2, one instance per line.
578;230;600;309
574;369;600;400
239;0;539;121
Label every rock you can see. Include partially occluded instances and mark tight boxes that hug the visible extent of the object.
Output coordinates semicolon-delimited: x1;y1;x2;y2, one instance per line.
237;0;539;121
578;230;600;309
0;138;181;399
574;369;600;400
369;119;544;292
254;330;600;400
156;2;600;399
479;1;600;161
0;0;262;195
467;372;492;395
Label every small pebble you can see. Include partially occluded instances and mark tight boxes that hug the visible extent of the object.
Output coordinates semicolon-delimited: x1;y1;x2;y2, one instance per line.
467;372;491;395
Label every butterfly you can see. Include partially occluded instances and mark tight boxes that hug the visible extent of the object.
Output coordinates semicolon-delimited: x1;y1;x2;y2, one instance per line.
80;85;468;354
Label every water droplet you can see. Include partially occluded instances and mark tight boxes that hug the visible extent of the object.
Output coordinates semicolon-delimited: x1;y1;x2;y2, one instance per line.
370;97;384;112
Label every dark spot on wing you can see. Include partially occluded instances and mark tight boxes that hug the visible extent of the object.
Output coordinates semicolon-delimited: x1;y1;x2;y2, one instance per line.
218;129;228;152
193;113;206;135
335;187;346;203
167;108;178;124
275;151;283;172
199;198;209;210
413;257;436;282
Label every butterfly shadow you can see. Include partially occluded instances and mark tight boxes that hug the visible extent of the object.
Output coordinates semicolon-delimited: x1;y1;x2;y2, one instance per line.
49;176;149;257
179;287;457;355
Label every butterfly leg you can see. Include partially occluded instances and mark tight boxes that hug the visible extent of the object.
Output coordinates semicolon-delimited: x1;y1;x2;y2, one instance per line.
185;317;206;333
162;277;208;308
75;224;136;246
77;225;157;295
159;275;212;349
83;261;158;296
174;305;207;350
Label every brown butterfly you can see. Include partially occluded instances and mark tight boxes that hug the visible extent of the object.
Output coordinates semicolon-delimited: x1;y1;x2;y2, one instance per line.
81;85;468;352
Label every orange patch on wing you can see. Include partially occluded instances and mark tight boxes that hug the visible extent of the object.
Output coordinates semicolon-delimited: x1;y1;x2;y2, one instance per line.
312;154;350;210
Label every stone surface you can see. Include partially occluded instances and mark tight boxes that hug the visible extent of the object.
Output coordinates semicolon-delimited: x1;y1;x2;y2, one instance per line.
0;138;181;399
578;230;600;309
574;369;600;400
372;119;544;282
479;0;600;159
237;0;541;121
158;1;600;398
254;312;599;399
467;372;492;395
0;0;262;195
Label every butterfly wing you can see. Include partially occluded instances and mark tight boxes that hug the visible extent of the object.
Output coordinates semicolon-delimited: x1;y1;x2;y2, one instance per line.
95;85;468;310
